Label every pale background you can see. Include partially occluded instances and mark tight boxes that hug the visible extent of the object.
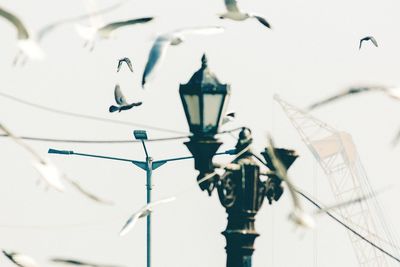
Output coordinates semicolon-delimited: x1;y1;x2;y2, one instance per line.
1;0;400;266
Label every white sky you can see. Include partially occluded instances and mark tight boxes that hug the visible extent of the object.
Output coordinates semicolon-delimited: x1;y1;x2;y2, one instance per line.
1;0;400;266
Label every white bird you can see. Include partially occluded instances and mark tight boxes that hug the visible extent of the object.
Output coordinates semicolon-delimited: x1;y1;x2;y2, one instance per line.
265;135;315;229
0;123;65;192
75;17;154;50
2;250;40;267
0;123;112;204
0;6;44;65
109;84;142;113
219;0;271;29
308;85;400;110
119;197;176;236
141;26;225;88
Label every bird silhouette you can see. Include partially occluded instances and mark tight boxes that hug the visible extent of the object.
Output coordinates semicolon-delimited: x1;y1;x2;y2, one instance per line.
265;135;315;229
2;250;40;267
359;36;378;49
219;0;271;29
117;57;133;72
75;17;154;50
109;84;142;113
0;6;44;65
142;26;225;88
308;85;400;110
51;258;123;267
0;123;112;204
119;197;176;236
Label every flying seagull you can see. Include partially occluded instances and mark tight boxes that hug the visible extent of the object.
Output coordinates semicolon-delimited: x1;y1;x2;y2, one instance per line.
0;6;44;65
265;135;315;229
75;16;154;50
0;123;65;191
109;84;142;113
308;85;400;110
2;250;40;267
222;111;235;125
219;0;271;29
117;57;133;72
141;26;225;88
119;196;176;236
359;36;378;49
51;258;123;267
0;123;112;204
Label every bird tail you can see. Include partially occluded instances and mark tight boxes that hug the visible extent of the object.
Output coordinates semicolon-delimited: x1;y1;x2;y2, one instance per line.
109;105;119;113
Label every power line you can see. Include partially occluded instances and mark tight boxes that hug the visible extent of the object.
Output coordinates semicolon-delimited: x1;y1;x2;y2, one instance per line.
0;133;191;144
0;91;187;135
296;189;400;264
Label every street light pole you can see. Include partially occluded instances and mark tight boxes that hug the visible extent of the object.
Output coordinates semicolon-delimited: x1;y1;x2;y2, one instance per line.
48;141;235;267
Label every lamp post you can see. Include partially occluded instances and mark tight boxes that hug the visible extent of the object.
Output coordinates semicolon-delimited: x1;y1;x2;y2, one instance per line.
179;54;299;267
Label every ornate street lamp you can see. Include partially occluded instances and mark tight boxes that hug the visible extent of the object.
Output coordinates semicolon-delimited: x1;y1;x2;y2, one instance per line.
180;54;231;194
179;54;231;138
179;55;299;267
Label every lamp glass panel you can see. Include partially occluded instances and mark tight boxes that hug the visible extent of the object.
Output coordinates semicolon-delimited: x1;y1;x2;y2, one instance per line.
183;94;201;125
203;94;223;132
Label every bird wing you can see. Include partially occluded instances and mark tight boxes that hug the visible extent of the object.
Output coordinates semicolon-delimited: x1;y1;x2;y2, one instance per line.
51;258;123;267
125;58;134;72
370;36;378;47
0;7;30;39
2;250;40;267
359;39;364;49
117;60;123;72
142;37;170;87
114;84;127;105
31;158;66;192
97;17;154;38
174;26;225;37
37;0;129;42
125;102;143;109
224;0;240;12
147;196;177;209
307;86;382;110
119;209;143;236
265;135;301;209
252;15;271;29
63;176;114;205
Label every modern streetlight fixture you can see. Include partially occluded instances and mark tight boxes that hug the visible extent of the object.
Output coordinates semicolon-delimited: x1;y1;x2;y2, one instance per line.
48;133;235;267
179;54;299;267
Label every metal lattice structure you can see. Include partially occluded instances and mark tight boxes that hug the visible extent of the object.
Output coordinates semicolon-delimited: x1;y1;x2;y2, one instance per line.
275;95;400;267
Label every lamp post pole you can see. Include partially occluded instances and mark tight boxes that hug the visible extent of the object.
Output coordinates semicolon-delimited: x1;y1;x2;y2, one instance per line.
179;55;298;267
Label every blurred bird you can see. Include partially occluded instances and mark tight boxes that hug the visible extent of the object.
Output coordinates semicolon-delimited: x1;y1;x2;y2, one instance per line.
117;57;133;72
109;84;142;113
265;135;315;229
0;6;44;65
359;36;378;49
51;258;123;267
0;123;65;192
75;17;154;50
0;123;112;204
222;111;235;125
308;85;400;110
119;197;176;236
142;26;225;88
2;250;40;267
219;0;271;29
